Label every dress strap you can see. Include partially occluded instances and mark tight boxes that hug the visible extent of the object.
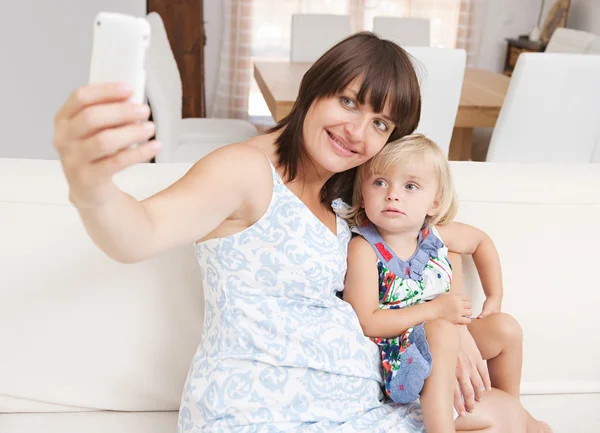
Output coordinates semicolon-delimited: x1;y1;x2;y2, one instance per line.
353;220;444;281
254;147;282;186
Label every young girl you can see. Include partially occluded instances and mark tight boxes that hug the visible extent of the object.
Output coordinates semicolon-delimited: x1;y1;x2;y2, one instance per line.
342;134;551;433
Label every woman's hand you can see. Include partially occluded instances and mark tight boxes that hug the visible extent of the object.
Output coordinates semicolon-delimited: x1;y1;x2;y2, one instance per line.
53;82;161;208
454;326;492;416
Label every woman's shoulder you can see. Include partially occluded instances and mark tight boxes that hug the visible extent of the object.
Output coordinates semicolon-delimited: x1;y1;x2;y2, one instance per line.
185;139;274;185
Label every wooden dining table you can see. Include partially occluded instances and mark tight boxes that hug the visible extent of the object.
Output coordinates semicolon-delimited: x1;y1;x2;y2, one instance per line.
254;61;511;161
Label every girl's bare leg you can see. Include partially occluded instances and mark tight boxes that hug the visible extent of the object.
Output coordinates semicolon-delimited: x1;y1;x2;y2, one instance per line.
468;313;552;433
455;388;527;433
468;312;523;396
421;319;459;433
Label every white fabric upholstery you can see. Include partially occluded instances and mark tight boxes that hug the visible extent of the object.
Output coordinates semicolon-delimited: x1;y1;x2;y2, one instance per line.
545;28;597;54
405;47;466;154
173;118;259;162
373;17;430;47
486;53;600;162
1;158;599;432
290;14;352;62
0;159;203;416
1;412;178;433
145;12;257;163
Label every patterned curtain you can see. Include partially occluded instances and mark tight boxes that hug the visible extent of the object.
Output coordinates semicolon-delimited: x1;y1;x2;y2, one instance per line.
456;0;477;65
210;0;254;119
213;0;476;119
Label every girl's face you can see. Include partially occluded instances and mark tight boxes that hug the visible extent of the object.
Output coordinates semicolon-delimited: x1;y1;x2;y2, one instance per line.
361;155;439;234
301;80;396;177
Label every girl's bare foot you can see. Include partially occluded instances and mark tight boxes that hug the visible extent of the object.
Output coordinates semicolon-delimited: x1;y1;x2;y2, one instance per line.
526;412;552;433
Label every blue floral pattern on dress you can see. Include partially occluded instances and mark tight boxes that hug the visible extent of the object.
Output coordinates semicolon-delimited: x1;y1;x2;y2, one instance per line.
178;160;426;432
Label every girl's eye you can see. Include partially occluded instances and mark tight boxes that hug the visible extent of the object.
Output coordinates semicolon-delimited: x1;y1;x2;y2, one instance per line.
405;183;419;191
374;179;387;188
374;119;388;132
341;96;356;108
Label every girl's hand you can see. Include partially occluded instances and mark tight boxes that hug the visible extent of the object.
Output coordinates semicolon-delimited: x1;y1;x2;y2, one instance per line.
53;82;161;208
431;292;472;325
477;295;502;319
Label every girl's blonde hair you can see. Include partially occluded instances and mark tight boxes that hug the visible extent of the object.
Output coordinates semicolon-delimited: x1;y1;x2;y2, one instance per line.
342;133;457;228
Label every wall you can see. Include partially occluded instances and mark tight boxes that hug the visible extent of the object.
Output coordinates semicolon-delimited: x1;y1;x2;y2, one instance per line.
4;1;597;159
472;0;550;72
0;0;146;159
568;0;600;34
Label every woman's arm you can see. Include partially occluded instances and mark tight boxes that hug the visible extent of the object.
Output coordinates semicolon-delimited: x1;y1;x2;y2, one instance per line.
54;83;271;264
344;237;469;338
76;143;270;263
446;251;492;415
437;222;503;315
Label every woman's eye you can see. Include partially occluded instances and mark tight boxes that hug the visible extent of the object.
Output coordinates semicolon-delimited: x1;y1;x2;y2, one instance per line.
374;179;387;187
341;96;356;108
374;119;388;132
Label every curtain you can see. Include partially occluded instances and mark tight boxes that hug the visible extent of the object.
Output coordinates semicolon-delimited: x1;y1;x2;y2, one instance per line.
210;0;254;119
212;0;476;119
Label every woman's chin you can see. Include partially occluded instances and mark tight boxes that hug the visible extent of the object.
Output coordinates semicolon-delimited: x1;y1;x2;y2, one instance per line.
320;152;363;174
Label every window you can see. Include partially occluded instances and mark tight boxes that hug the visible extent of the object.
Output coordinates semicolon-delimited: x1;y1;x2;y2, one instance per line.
249;0;464;117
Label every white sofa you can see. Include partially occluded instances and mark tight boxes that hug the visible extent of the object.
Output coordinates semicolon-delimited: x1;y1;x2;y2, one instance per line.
1;159;599;433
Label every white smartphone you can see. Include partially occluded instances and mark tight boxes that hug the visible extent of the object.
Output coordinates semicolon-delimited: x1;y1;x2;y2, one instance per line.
88;12;151;104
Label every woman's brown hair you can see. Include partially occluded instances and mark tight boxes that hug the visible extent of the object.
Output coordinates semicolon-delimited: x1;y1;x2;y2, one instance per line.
268;31;422;206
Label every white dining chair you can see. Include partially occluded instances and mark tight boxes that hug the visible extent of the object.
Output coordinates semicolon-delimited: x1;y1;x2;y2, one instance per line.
585;36;600;54
373;17;430;47
545;28;597;54
486;53;600;163
290;14;352;62
145;12;258;163
404;47;466;154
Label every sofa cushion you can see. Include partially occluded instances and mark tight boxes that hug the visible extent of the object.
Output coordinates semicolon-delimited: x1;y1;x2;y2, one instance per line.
0;160;202;412
1;158;599;417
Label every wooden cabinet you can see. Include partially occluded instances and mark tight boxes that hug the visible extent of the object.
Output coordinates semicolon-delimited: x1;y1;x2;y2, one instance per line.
146;0;206;118
503;37;545;77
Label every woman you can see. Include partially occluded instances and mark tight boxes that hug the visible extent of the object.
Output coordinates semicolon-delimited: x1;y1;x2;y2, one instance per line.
53;32;528;432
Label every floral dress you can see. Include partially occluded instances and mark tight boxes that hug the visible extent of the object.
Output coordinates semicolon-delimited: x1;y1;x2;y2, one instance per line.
178;159;427;432
352;221;453;404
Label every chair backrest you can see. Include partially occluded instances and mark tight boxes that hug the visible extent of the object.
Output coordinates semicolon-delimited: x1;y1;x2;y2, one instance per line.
373;17;430;47
545;28;597;53
486;53;600;162
290;14;352;62
585;36;600;54
404;47;466;154
145;12;183;161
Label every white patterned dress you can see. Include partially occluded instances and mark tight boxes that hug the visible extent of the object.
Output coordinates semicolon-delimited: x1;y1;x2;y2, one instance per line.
177;159;425;432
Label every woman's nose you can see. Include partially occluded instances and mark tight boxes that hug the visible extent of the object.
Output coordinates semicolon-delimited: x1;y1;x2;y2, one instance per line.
344;117;368;142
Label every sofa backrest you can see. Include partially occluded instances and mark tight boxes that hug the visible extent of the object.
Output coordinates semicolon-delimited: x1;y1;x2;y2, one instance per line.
0;160;202;412
1;159;599;413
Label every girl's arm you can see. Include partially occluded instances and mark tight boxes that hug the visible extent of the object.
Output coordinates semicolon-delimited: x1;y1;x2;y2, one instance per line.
344;237;470;338
437;222;503;316
447;251;463;294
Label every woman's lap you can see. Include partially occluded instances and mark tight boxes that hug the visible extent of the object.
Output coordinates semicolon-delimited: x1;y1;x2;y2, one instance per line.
185;401;425;433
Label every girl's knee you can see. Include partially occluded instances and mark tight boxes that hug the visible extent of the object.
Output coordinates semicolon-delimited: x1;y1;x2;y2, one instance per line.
489;312;523;343
425;319;459;349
